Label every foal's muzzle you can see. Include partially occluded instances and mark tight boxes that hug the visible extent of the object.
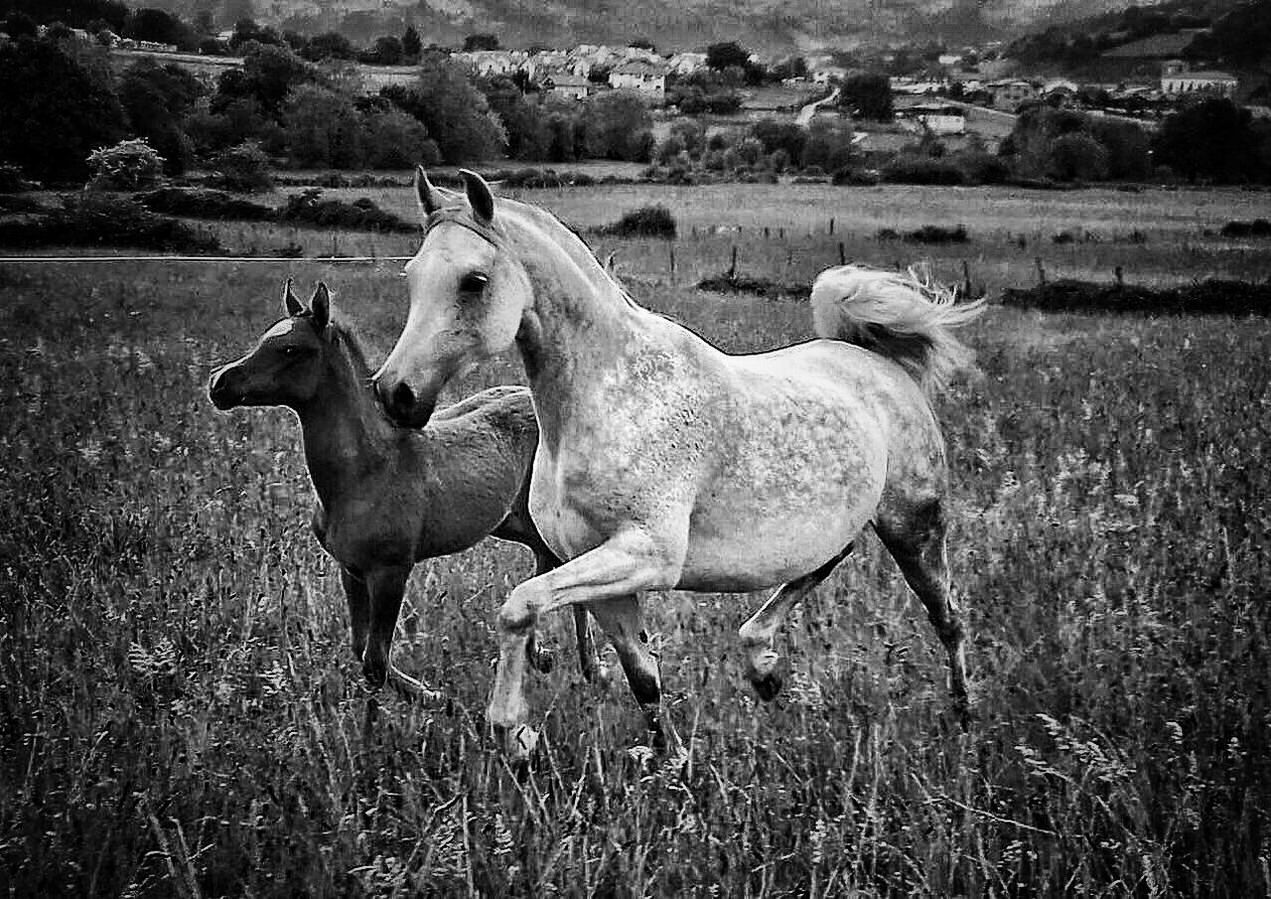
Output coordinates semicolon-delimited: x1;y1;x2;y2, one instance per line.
208;366;242;410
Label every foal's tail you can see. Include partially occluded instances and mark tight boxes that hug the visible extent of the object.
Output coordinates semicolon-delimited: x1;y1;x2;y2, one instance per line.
810;264;985;396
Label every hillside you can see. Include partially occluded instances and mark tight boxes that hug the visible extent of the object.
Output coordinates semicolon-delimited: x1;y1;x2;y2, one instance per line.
145;0;1147;52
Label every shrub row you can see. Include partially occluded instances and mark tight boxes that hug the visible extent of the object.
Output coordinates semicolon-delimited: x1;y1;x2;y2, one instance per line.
1001;278;1271;316
135;187;414;233
1219;218;1271;238
600;205;677;239
0;195;223;253
274;189;415;233
877;224;970;244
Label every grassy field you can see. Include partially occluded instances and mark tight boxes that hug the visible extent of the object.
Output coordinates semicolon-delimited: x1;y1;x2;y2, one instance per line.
1;183;1269;896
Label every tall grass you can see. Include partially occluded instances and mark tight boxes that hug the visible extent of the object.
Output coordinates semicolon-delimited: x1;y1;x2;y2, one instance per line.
1;214;1268;894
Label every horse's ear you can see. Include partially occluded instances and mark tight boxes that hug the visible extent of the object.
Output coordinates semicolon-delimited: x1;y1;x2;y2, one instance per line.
459;169;495;225
310;282;330;332
282;278;304;316
604;251;618;275
415;165;441;217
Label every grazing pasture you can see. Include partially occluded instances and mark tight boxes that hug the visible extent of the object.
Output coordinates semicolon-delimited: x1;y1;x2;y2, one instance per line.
1;182;1269;895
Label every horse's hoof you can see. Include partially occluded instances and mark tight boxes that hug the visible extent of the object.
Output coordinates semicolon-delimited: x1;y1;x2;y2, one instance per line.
750;671;784;702
528;644;555;675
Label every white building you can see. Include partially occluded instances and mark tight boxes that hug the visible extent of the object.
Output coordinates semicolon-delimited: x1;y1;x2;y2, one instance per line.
542;72;592;101
900;104;966;135
1161;66;1238;98
608;60;667;100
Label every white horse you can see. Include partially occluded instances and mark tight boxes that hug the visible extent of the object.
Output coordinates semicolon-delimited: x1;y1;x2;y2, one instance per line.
375;168;983;753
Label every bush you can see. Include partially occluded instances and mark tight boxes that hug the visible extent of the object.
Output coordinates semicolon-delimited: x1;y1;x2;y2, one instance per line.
274;188;415;232
87;138;166;190
881;154;966;185
952;148;1012;185
0;194;222;252
1002;277;1271;316
207;141;273;193
1048;132;1109;182
832;167;880;186
136;187;273;221
601;204;676;238
1219;218;1271;238
0;163;36;192
904;224;969;243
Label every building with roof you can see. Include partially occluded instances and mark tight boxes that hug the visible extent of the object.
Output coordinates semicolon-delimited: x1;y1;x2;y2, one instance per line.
1161;66;1238;98
608;60;667;100
543;72;593;101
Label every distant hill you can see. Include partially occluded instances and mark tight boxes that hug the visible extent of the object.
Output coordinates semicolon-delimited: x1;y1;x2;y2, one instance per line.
138;0;1154;53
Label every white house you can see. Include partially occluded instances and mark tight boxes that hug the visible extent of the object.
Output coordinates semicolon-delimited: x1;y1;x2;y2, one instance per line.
666;51;707;76
542;72;593;101
900;103;967;135
1161;67;1238;97
608;60;667;100
987;79;1038;110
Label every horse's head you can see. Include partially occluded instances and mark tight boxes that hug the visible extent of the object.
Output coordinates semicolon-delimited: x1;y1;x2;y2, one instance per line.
374;167;531;429
208;279;332;411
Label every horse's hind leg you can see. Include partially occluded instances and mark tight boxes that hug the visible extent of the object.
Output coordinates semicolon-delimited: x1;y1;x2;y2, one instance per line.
875;499;970;724
738;545;853;701
587;594;679;753
363;565;441;704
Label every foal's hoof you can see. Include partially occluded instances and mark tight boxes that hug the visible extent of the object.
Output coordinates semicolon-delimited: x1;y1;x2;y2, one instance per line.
750;671;784;702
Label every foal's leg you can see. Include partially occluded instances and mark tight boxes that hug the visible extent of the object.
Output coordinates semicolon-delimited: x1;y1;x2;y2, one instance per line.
875;499;970;725
587;595;679;752
363;564;441;704
737;544;853;701
340;566;371;665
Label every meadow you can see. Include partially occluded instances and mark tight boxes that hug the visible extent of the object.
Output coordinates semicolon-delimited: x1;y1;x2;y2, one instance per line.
1;182;1269;896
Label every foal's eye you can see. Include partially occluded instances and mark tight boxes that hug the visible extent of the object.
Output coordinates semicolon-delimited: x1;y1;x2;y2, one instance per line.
459;272;489;293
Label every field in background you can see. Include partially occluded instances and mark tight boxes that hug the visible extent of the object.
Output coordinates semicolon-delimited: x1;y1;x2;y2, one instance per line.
1;183;1269;895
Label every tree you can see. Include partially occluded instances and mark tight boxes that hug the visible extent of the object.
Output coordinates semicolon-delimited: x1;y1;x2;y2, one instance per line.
462;33;499;51
363;35;403;66
581;91;652;161
215;41;316;118
283;84;364;168
381;51;505;163
0;35;126;182
118;59;203;174
402;25;421;62
481;75;548;160
302;32;355;61
124;8;196;50
1047;132;1108;181
839;71;893;120
750;118;806;161
1153;98;1263;183
707;41;750;72
363;109;440;168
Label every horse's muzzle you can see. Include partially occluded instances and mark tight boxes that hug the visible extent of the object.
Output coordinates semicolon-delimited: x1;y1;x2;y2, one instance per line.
375;378;437;429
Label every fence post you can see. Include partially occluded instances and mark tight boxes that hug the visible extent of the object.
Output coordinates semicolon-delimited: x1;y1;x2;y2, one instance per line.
829;217;835;235
962;259;973;298
838;242;846;266
332;234;339;258
1035;256;1047;286
728;245;738;281
669;245;676;282
1114;265;1124;287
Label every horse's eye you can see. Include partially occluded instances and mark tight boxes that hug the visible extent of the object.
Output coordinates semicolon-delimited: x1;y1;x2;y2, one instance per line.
459;272;489;293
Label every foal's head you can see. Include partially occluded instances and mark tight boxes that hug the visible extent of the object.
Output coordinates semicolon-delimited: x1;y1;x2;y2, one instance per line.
209;280;336;411
375;167;534;428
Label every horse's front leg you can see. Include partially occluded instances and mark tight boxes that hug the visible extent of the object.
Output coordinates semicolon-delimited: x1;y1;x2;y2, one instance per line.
488;529;683;756
363;564;442;705
339;566;370;666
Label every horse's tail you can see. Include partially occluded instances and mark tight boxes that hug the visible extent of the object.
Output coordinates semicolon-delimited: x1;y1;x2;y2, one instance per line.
810;264;985;396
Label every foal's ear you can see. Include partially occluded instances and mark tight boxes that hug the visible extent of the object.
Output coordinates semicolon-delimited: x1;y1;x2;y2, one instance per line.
415;165;442;217
310;282;331;332
459;169;495;225
604;251;618;275
282;277;305;317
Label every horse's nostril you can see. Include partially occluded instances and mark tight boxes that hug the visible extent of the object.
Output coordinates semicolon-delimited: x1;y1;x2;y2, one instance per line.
391;381;415;414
